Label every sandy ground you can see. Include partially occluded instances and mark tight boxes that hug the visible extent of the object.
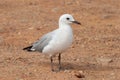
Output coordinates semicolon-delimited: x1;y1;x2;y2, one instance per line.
0;0;120;80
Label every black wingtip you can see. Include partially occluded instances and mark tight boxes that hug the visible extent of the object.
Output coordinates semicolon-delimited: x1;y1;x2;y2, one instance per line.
23;46;33;51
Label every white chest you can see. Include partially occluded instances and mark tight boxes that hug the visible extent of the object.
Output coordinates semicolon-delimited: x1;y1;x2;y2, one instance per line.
43;26;73;55
54;28;73;46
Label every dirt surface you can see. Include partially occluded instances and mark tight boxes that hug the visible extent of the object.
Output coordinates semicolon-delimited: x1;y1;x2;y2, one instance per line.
0;0;120;80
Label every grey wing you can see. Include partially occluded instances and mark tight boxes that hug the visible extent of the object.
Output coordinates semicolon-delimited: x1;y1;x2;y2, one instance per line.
31;32;54;52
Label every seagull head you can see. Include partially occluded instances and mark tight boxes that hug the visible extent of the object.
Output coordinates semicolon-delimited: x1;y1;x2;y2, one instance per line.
59;14;81;26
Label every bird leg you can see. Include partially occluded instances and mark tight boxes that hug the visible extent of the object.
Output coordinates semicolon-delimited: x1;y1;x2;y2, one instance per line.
50;56;54;71
50;53;62;72
58;53;62;71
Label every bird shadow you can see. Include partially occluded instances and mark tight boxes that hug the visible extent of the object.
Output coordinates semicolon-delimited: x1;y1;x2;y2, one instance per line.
39;61;120;71
62;62;120;71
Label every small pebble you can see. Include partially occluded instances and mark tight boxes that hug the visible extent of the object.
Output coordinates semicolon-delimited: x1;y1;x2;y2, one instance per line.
74;70;85;78
64;69;70;73
52;7;59;12
73;58;80;62
102;15;111;19
18;32;21;35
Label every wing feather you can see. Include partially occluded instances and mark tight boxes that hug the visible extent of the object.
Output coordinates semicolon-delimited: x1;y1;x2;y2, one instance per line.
31;32;54;52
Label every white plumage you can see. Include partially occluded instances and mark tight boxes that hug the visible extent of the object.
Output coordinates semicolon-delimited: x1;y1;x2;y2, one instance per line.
23;14;81;71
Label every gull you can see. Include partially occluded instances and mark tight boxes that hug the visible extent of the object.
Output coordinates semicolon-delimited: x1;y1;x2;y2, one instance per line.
23;14;81;71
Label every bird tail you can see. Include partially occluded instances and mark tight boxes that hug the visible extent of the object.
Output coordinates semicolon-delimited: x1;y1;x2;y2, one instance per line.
23;46;34;52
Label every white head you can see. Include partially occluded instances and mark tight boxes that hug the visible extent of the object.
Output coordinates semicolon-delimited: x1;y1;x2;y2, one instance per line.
59;14;81;27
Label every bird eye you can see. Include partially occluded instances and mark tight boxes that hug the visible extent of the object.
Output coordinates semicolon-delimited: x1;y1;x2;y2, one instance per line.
66;18;70;20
